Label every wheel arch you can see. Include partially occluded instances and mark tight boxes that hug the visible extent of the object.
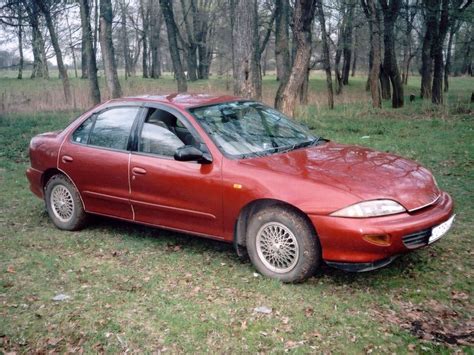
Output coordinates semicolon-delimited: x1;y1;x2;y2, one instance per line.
233;198;318;257
42;168;86;210
42;168;63;190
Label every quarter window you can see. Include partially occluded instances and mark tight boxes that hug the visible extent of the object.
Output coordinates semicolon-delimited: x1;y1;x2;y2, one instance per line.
72;107;140;150
72;116;94;144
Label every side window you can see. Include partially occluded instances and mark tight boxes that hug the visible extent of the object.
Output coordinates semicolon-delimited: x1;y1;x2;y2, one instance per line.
139;108;196;157
72;116;94;144
88;107;140;150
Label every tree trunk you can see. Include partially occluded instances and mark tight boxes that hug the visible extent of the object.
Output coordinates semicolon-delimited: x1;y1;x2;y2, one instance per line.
17;12;23;80
119;0;131;79
140;0;150;78
24;1;49;79
275;0;316;117
99;0;122;98
180;0;198;81
193;0;215;80
150;3;162;79
334;45;343;94
160;0;187;92
79;0;101;104
380;0;404;108
230;0;261;99
431;0;449;104
420;0;437;99
299;67;310;104
81;19;88;79
400;0;414;86
38;1;72;103
362;0;374;91
66;13;78;78
342;0;355;85
316;0;333;109
444;23;456;92
275;0;291;83
379;64;391;99
351;44;357;77
367;0;382;108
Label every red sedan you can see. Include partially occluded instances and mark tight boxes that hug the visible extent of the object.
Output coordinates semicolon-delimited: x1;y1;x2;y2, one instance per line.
26;94;455;282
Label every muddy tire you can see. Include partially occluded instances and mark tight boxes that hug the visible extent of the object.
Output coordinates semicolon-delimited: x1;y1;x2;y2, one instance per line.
246;206;321;283
44;174;87;231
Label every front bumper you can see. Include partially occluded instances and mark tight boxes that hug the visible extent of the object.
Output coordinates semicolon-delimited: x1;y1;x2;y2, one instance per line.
309;191;454;265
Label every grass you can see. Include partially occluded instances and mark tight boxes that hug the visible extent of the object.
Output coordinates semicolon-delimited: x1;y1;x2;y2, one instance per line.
0;74;473;352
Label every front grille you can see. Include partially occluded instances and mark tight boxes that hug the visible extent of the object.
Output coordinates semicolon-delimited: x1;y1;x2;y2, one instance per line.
402;228;432;249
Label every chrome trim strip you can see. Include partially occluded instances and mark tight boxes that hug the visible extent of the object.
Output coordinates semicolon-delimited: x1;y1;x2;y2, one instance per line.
408;194;441;212
130;199;216;220
82;190;130;203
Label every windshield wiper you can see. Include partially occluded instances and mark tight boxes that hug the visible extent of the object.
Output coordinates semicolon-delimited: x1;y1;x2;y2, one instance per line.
275;136;323;154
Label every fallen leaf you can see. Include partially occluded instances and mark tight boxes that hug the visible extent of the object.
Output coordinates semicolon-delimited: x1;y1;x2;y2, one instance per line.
47;337;63;347
451;291;469;301
6;265;15;273
304;307;314;317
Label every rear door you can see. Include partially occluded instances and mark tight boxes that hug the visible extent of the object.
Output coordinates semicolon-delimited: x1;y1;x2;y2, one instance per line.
129;105;224;239
59;105;142;219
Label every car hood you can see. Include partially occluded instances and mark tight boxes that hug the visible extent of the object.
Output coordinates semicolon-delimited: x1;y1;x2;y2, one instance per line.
239;142;440;211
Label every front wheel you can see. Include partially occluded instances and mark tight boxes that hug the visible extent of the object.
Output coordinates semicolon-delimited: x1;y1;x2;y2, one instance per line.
246;206;321;283
44;174;87;231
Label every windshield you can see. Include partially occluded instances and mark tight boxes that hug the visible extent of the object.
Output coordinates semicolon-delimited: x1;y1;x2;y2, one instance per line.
189;101;322;158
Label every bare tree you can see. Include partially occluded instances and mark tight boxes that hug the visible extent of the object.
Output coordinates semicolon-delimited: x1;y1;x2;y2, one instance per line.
139;0;150;78
379;0;404;108
23;1;49;79
119;0;131;79
316;0;334;109
275;0;316;116
274;0;291;83
362;0;382;107
16;4;24;79
37;0;72;103
79;0;101;104
342;0;355;85
99;0;122;98
160;0;187;92
230;0;261;99
150;1;162;78
65;12;78;78
400;0;417;85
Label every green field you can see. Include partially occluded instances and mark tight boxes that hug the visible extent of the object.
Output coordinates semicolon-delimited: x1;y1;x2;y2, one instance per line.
0;73;473;352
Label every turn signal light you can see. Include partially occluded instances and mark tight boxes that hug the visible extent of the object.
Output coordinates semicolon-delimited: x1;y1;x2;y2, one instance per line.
362;234;391;246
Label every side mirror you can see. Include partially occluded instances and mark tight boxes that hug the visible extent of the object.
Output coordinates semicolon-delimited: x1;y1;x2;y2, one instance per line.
174;145;212;164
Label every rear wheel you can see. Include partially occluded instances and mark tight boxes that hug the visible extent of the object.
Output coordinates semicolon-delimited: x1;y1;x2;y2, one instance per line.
246;206;321;283
45;174;87;230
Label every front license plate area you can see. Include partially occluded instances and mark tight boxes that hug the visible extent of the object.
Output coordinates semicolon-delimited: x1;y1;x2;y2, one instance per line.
429;214;455;244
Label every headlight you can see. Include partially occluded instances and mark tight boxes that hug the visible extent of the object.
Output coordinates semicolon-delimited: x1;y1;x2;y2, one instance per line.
330;200;406;218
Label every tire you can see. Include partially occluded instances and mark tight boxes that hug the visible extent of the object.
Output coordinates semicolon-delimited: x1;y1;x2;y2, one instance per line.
44;174;87;231
246;206;321;283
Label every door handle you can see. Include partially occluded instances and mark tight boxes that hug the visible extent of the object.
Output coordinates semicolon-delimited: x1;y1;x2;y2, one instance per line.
132;167;147;175
62;155;73;163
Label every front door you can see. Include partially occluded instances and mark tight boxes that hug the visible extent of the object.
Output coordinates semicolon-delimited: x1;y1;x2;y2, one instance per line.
129;107;224;238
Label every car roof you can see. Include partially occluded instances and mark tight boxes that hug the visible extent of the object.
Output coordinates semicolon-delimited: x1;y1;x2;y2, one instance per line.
108;93;241;109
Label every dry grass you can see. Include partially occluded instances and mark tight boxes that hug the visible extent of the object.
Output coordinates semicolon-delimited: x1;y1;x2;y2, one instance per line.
0;70;374;114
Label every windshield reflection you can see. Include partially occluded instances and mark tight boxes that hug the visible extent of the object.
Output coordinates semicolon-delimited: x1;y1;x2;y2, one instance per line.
189;101;321;158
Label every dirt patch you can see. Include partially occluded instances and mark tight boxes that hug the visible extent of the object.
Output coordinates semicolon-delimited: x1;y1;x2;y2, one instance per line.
374;297;473;346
